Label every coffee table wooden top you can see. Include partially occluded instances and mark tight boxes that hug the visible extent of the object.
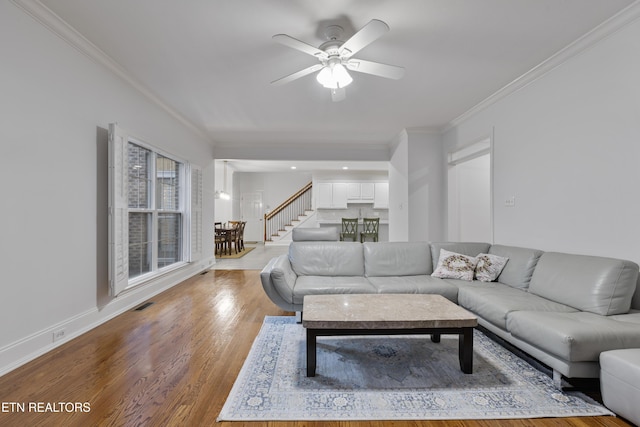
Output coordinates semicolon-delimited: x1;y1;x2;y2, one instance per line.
302;294;477;330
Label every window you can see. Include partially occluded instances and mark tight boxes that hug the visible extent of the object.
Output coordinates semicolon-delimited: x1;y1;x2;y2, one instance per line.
109;124;202;296
127;143;184;279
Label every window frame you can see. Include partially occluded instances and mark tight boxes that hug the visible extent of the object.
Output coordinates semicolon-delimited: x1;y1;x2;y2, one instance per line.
109;123;200;296
126;137;188;288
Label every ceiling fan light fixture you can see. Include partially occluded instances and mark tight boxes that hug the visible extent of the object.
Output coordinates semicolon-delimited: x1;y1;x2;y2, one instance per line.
316;63;353;89
272;19;403;100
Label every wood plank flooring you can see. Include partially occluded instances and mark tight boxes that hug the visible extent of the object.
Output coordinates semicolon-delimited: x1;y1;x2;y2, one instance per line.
0;270;631;427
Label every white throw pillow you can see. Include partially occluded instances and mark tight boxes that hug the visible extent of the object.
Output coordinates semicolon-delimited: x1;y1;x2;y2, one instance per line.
475;253;509;282
431;249;478;281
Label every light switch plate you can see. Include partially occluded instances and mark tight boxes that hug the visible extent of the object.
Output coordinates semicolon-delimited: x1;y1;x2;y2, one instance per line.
505;196;516;207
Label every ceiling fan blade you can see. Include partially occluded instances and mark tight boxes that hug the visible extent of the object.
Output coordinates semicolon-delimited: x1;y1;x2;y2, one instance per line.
346;58;405;80
273;34;328;59
339;19;389;57
271;63;324;86
331;87;346;102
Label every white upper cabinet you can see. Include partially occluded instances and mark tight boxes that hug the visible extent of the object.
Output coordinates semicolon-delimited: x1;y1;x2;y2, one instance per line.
346;183;360;200
317;181;387;209
317;183;348;209
374;182;389;209
332;183;348;208
346;182;375;202
317;183;333;208
361;182;375;200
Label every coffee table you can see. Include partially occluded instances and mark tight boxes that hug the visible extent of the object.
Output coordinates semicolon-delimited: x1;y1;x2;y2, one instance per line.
302;294;478;377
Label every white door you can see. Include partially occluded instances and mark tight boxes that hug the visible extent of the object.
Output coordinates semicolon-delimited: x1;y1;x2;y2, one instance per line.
240;191;264;242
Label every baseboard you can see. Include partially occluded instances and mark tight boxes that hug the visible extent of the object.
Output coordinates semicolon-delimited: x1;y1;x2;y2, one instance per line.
0;257;214;377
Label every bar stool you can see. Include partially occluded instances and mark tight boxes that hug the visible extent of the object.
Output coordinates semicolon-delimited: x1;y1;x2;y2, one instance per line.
339;218;358;241
360;217;380;242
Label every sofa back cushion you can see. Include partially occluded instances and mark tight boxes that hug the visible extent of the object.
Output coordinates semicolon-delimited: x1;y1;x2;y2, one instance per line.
289;241;364;276
364;242;432;277
632;282;640;310
528;252;639;315
292;227;339;241
488;244;543;289
429;242;490;270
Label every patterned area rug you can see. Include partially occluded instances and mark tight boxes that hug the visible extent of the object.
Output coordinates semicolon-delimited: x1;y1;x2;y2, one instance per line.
218;316;614;421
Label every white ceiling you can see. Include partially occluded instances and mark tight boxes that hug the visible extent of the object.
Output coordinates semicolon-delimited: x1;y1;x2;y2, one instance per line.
223;159;389;173
37;0;634;171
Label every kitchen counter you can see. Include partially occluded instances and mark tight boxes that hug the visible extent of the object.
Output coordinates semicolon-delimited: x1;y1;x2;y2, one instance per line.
317;219;389;225
317;219;389;241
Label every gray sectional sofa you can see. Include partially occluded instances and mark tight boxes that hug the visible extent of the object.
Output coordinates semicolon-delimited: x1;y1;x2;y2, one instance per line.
260;241;640;386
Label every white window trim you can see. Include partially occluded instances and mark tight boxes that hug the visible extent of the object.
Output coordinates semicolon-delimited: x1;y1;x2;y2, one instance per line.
108;123;201;297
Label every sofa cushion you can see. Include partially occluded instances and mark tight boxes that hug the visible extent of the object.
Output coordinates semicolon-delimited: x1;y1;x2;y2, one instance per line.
609;311;640;325
475;253;509;282
429;242;490;271
432;249;478;281
528;252;639;316
457;282;577;330
364;241;432;276
268;254;299;304
600;349;640;426
367;275;459;302
632;284;640;310
292;276;375;305
289;241;364;276
506;311;640;362
292;227;339;241
488;244;543;289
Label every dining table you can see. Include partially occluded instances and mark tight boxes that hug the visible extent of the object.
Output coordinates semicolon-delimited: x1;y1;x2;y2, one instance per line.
215;223;240;256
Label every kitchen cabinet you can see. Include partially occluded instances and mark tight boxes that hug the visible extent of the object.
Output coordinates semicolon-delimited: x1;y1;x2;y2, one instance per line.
347;182;375;202
316;183;348;209
374;182;389;209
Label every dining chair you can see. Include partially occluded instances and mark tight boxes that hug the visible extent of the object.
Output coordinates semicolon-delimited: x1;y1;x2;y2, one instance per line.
214;222;226;256
340;218;359;241
360;217;380;242
226;221;242;254
237;221;247;251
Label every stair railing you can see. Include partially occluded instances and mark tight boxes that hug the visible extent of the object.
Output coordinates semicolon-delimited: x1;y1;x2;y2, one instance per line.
264;182;313;241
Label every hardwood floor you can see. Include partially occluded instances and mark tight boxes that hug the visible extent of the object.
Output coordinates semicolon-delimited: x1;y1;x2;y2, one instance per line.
0;270;631;427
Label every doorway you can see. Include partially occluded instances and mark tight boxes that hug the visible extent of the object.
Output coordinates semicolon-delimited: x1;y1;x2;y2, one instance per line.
447;137;492;242
240;191;264;243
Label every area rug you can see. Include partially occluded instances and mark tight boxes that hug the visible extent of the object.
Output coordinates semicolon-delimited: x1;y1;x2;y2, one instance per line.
217;246;254;259
218;316;614;421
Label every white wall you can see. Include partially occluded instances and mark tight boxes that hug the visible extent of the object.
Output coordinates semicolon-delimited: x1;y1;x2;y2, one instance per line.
237;171;312;216
214;160;234;224
0;2;215;374
407;129;445;242
451;154;492;242
443;12;640;264
389;130;409;241
388;129;446;242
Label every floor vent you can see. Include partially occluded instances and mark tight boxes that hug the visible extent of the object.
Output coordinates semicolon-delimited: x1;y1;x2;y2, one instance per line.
134;302;154;311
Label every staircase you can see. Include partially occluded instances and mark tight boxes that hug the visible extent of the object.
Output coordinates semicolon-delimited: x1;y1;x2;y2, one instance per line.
264;182;313;244
267;210;316;245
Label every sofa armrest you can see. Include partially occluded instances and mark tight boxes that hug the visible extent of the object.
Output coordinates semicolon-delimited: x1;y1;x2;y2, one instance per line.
260;254;298;311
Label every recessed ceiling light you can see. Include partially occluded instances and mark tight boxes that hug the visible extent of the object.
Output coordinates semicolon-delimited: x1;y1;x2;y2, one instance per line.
342;166;349;170
291;166;297;170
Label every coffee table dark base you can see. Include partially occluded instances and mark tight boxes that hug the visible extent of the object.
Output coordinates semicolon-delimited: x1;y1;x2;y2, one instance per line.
306;327;474;377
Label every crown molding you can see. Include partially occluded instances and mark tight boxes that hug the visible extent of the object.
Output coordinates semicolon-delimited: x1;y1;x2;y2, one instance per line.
444;0;640;133
11;0;212;144
405;126;443;135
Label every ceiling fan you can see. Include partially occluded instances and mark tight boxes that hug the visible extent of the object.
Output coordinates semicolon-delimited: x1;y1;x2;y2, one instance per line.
271;19;405;102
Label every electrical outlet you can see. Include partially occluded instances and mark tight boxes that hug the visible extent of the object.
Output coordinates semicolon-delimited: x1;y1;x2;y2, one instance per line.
52;328;66;342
